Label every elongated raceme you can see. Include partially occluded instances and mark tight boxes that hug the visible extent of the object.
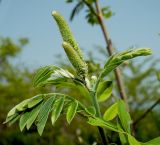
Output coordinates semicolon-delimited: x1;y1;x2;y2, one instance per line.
52;11;84;61
62;42;88;77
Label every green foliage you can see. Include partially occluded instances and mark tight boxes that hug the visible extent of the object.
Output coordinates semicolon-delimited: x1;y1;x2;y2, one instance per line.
4;11;159;145
33;65;74;87
66;100;78;124
51;97;65;125
103;102;118;121
37;96;55;135
141;137;160;145
96;81;113;102
66;0;113;25
85;6;113;25
118;100;131;134
127;134;141;145
87;116;120;133
101;48;152;78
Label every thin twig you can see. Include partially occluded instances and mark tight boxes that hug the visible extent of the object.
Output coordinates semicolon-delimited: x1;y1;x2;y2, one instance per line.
133;98;160;127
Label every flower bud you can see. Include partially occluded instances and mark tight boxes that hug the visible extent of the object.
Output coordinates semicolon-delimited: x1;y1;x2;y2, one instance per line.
52;11;84;61
62;42;88;77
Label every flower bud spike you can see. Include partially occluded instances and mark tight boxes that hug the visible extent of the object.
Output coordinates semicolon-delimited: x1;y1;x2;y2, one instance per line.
62;42;88;78
52;11;84;61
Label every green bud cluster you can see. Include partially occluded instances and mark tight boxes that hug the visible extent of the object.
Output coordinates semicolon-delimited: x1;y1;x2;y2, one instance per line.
62;42;88;76
52;11;84;60
52;11;88;78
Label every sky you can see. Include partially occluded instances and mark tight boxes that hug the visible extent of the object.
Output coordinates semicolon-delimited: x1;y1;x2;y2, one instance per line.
0;0;160;68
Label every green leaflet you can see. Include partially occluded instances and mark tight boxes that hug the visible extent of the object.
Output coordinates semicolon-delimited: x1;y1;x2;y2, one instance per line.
27;95;43;108
118;100;132;134
85;106;96;116
117;122;128;145
33;66;55;87
8;115;20;126
4;112;19;124
26;104;42;130
52;11;84;61
62;42;88;77
96;81;113;102
142;137;160;145
56;81;90;100
101;48;152;78
51;97;65;125
87;117;119;133
66;100;78;124
37;96;55;136
5;95;43;126
7;99;30;117
19;111;31;131
127;134;141;145
33;65;74;87
103;102;118;121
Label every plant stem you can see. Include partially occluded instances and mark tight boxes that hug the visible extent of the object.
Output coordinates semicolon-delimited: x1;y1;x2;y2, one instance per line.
94;0;129;111
89;90;109;145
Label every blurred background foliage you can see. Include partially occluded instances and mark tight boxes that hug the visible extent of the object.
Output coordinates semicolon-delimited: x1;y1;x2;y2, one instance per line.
0;36;160;145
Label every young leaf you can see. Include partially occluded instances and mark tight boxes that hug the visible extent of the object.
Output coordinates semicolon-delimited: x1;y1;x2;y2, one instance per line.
88;117;119;133
37;96;55;135
51;97;65;125
8;115;20;126
117;122;128;145
33;66;55;87
101;48;152;78
85;106;96;116
96;81;113;102
26;104;42;130
19;111;31;131
66;100;78;124
118;100;132;133
142;137;160;145
103;102;118;121
56;81;90;100
27;94;43;108
6;99;29;119
33;65;74;87
127;134;141;145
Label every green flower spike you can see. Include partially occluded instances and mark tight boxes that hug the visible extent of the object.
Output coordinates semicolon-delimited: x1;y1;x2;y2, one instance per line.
52;11;84;61
62;42;88;77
